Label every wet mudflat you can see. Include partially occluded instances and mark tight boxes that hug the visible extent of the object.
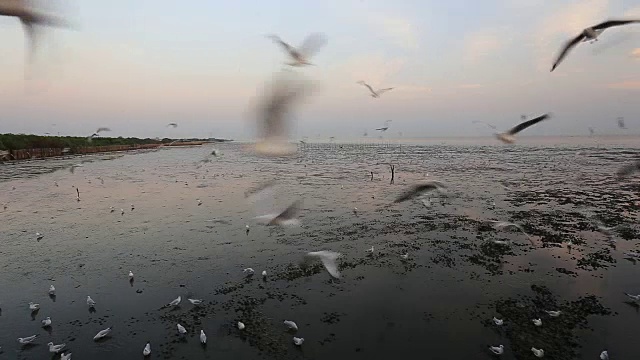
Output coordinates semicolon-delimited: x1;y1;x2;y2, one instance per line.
1;137;639;359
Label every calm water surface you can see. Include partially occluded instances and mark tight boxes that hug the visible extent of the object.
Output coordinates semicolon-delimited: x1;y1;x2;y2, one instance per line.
1;136;639;359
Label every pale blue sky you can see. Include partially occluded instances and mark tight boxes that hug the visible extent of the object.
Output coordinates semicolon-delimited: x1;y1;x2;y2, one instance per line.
0;0;639;140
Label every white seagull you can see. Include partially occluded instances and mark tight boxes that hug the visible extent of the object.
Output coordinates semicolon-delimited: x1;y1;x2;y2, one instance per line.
86;296;96;308
489;345;504;355
495;114;550;144
624;293;640;301
532;318;542;326
531;347;544;358
48;342;66;354
304;251;341;278
551;19;640;71
49;284;56;295
129;270;134;280
490;221;534;245
545;310;561;317
284;320;298;331
493;317;504;326
357;81;394;98
267;33;327;67
293;337;304;346
61;352;72;360
18;335;38;345
243;268;255;277
42;316;52;327
177;323;187;335
36;232;43;240
600;350;609;360
237;321;245;330
143;342;151;356
168;296;181;307
29;302;39;311
200;330;207;344
93;327;112;341
188;298;203;305
262;270;267;278
254;199;303;227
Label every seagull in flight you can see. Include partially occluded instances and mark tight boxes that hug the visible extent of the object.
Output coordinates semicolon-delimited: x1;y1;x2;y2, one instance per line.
495;113;550;144
266;33;327;67
357;81;394;98
394;181;447;203
375;120;392;132
551;19;640;72
0;0;71;65
166;123;178;128
617;117;626;129
303;251;341;278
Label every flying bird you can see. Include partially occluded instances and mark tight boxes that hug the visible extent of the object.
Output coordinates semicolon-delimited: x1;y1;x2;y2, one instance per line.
490;221;534;245
394;181;447;203
616;160;640;178
303;251;341;278
166;123;178;128
617;117;626;129
357;81;394;98
551;19;640;72
0;0;71;65
266;33;327;67
375;120;392;132
495;114;550;144
168;296;181;307
256;71;314;156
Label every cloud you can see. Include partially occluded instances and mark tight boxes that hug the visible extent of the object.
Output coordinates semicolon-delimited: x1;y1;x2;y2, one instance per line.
463;30;504;64
606;80;640;89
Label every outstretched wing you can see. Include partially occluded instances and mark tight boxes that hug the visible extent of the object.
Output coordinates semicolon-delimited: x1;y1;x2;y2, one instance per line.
267;34;295;55
551;34;585;72
358;81;376;95
299;33;327;58
270;199;302;225
376;87;394;95
507;113;550;135
592;19;640;31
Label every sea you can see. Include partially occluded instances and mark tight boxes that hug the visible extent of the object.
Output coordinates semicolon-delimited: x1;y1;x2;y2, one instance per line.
0;135;639;359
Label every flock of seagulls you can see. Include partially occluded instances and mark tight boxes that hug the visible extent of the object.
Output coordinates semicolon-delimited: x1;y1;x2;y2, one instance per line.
1;1;639;358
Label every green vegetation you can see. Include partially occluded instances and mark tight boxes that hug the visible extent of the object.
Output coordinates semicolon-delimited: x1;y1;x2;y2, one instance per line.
0;133;162;151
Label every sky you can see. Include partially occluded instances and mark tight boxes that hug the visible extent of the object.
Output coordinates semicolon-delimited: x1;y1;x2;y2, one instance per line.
0;0;639;140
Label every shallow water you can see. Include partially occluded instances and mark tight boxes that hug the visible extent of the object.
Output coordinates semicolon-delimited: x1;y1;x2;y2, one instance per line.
1;137;640;359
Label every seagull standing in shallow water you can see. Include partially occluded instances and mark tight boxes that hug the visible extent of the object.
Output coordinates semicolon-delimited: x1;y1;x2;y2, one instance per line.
551;19;640;71
489;345;504;355
86;296;96;308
